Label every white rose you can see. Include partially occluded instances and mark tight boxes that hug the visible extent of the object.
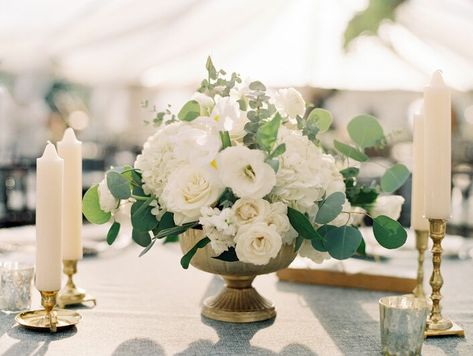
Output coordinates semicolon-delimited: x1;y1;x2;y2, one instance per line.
192;92;214;116
217;146;276;199
235;223;282;265
273;88;305;119
97;179;118;213
161;164;224;225
265;202;297;244
299;240;331;264
209;95;240;131
232;198;271;226
370;195;405;220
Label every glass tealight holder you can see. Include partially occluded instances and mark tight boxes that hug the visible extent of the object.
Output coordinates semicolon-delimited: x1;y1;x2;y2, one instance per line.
0;262;34;313
379;295;430;356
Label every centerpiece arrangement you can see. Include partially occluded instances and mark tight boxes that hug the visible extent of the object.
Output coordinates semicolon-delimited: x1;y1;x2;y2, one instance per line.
83;58;409;322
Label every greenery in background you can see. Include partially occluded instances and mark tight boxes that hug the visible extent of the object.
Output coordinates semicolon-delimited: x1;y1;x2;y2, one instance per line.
82;57;409;268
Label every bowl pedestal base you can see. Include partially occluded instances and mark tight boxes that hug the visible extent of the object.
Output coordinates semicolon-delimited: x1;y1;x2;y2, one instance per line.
202;275;276;323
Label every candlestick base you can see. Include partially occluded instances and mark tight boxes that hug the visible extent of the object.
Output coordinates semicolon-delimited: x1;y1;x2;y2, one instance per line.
57;260;96;308
425;321;465;337
16;290;81;332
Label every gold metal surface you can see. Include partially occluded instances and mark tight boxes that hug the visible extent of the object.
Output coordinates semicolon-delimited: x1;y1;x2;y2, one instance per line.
425;219;464;337
57;260;96;308
413;230;429;299
180;229;297;323
15;290;81;332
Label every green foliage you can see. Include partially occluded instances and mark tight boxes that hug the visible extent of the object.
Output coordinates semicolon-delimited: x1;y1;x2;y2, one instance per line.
106;171;131;200
219;131;232;149
325;226;363;260
345;178;379;209
131;199;159;232
249;81;266;91
334;140;368;162
213;247;239;262
287;207;323;241
315;192;346;224
373;215;407;249
294;235;304;252
340;167;360;179
307;108;333;133
178;100;200;121
107;222;120;245
82;185;111;224
217;188;238;209
380;164;410;193
347;114;385;149
132;229;152;247
181;237;211;269
256;113;282;153
357;238;366;256
206;56;217;80
153;222;198;240
270;143;286;159
163;235;179;244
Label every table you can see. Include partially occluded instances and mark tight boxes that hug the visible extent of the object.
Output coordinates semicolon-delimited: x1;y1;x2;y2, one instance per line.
1;240;473;355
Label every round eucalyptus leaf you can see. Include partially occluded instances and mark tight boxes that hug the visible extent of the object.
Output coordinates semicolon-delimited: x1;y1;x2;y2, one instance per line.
380;164;410;193
334;140;368;162
82;185;111;225
132;229;152;247
178;100;200;121
131;200;159;232
107;171;131;200
347;114;384;149
325;225;363;260
372;215;407;249
315;192;346;224
307;108;333;133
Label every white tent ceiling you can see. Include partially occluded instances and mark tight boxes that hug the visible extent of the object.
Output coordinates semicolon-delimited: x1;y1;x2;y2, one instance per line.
1;0;472;91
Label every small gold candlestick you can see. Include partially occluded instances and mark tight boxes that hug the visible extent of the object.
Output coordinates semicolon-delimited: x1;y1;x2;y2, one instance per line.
15;290;81;332
425;219;464;337
58;260;96;308
413;230;429;299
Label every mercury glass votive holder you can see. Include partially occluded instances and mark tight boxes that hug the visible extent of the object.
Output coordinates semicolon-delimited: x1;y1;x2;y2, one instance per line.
379;295;430;356
0;262;34;313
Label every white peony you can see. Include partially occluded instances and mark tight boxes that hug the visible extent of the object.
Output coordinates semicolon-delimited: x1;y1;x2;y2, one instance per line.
209;95;240;131
370;195;405;220
161;164;224;225
235;223;282;265
265;202;298;244
192;92;214;116
232;198;271;226
217;146;276;199
273;88;305;119
273;127;335;213
299;240;331;264
200;207;236;255
97;179;118;213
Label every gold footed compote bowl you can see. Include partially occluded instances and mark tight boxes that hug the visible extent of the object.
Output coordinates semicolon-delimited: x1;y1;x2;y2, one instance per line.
180;229;297;323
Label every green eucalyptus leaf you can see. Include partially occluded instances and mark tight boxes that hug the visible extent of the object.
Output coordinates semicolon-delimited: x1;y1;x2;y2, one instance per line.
340;167;360;179
266;158;279;173
181;237;211;269
271;143;286;158
163;235;179;244
237;98;247;111
82;185;111;224
347;114;385;149
315;192;346;224
357;238;366;256
380;164;410;193
131;200;159;232
307;108;333;133
314;225;338;252
106;222;120;245
334;140;368;162
138;239;157;257
178;100;200;121
156;212;175;232
106;171;131;200
249;81;266;91
206;56;217;80
256;113;282;152
132;229;152;247
372;215;407;249
325;225;363;260
294;235;304;252
154;222;198;239
213;247;239;262
287;207;323;241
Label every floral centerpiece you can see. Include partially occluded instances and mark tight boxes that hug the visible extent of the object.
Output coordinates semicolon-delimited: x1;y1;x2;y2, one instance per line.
82;58;409;322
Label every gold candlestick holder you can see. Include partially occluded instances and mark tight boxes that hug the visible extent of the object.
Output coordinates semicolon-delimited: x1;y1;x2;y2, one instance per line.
413;230;429;299
15;290;81;332
425;219;464;337
58;260;96;308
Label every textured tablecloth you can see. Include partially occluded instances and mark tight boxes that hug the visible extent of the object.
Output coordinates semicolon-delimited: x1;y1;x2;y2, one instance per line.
1;240;472;356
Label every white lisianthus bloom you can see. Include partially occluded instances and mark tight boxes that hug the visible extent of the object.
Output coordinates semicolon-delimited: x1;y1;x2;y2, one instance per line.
161;164;224;225
209;95;240;131
273;127;334;213
299;240;331;264
230;111;249;144
266;202;297;244
232;198;271;226
235;223;282;265
97;179;118;213
273;88;305;119
370;195;405;220
192;92;214;116
200;207;236;255
217;146;276;199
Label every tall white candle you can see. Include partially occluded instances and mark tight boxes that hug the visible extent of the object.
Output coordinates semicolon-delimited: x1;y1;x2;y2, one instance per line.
411;112;429;230
424;70;451;219
35;142;63;291
58;128;83;260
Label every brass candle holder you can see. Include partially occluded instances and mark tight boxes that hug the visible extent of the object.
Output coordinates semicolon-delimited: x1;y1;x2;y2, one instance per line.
57;260;96;308
425;219;464;337
413;230;429;299
15;290;81;332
